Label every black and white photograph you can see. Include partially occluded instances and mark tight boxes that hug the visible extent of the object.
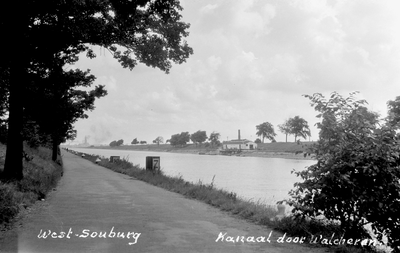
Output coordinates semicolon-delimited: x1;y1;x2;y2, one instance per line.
1;0;400;252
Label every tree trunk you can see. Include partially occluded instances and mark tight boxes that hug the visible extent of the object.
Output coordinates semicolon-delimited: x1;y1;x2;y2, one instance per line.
52;136;58;162
3;66;25;181
285;134;287;143
2;7;28;181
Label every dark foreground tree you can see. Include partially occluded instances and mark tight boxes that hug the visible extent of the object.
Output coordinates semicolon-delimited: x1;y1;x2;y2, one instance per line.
24;63;107;161
1;0;193;180
387;96;400;127
283;92;400;251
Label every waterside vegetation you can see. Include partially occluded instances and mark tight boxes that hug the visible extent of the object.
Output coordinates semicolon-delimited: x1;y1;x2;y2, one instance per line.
0;144;63;229
72;149;377;253
85;141;315;159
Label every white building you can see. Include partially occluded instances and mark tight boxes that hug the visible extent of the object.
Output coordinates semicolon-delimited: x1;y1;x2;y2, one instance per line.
222;139;257;150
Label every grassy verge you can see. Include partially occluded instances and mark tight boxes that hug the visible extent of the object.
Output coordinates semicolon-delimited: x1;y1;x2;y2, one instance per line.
73;150;379;253
69;141;314;154
0;144;63;229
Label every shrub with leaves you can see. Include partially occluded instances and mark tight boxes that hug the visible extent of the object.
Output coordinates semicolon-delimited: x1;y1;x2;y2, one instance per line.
284;92;400;251
0;183;20;224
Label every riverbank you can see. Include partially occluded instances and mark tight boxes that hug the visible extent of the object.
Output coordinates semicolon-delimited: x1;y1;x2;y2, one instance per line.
71;149;377;253
68;142;315;160
0;144;63;232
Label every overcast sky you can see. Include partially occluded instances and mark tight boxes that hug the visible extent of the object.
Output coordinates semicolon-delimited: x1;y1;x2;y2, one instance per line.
69;0;400;145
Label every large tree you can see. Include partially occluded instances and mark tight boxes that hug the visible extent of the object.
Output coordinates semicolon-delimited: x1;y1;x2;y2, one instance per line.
1;0;193;180
153;136;164;145
278;119;292;143
170;132;190;147
190;130;207;146
24;63;107;161
208;132;221;147
256;122;276;143
289;116;311;142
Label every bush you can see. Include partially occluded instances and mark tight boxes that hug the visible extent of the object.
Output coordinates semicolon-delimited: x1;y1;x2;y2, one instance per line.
284;92;400;251
0;145;63;226
0;183;20;224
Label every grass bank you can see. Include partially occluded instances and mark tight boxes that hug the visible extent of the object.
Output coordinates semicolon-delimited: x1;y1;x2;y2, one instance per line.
0;144;63;229
71;149;378;253
69;141;315;160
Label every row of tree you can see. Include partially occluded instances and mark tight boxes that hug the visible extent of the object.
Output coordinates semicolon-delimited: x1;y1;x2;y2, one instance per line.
111;117;310;148
168;131;221;147
109;138;151;146
109;139;124;147
131;138;147;145
0;0;193;181
255;116;311;143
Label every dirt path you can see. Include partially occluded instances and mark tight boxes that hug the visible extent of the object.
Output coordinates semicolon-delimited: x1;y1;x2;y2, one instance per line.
0;151;330;253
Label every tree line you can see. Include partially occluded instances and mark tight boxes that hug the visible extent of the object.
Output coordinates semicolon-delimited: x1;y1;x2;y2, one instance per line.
255;116;311;143
110;116;311;148
0;0;192;181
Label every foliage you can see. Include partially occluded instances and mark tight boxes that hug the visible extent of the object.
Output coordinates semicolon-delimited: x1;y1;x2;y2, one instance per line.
278;119;292;143
131;138;139;145
288;116;311;142
139;141;147;144
0;68;8;128
278;116;311;142
1;0;193;180
190;130;207;145
0;124;7;144
0;145;63;225
387;96;400;127
208;132;221;147
80;151;359;252
109;139;123;147
0;183;19;224
254;138;261;144
256;122;276;143
284;91;400;251
153;136;164;145
169;132;190;146
24;66;107;160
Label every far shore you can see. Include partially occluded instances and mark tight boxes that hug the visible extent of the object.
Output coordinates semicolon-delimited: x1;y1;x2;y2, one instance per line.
65;142;316;160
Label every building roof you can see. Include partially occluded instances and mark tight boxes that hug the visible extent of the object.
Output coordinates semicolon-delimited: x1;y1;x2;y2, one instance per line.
222;139;255;145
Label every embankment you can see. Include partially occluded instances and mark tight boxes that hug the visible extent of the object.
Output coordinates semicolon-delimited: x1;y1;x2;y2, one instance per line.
71;142;315;160
0;144;63;231
68;149;377;253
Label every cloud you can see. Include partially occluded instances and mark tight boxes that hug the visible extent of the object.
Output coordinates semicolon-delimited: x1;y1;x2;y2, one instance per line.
207;55;222;71
71;0;400;144
231;1;275;36
200;3;218;14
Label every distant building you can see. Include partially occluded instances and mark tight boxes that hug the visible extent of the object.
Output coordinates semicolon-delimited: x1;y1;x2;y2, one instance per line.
222;139;257;150
222;129;257;150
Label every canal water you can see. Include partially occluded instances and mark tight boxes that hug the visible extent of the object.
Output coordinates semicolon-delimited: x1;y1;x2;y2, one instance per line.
69;148;315;205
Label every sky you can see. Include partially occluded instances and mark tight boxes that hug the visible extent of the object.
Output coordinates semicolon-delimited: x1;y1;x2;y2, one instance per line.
69;0;400;145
